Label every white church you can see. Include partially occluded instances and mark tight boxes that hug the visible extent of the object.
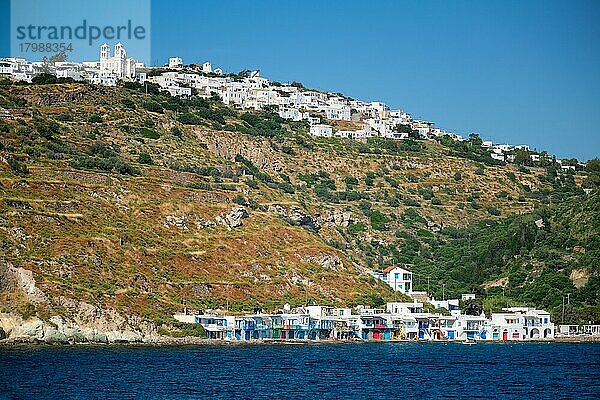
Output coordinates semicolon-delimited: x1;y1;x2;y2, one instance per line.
99;43;137;80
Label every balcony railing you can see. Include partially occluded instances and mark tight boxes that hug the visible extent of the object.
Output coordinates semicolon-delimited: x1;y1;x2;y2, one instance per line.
524;322;543;327
282;324;309;330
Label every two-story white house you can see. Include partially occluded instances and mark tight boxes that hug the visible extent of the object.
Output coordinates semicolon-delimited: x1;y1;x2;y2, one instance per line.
309;124;333;137
378;266;413;296
491;307;554;341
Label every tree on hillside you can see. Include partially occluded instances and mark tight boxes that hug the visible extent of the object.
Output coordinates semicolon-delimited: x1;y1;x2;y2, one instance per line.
49;50;68;63
513;149;532;166
394;124;412;133
468;133;483;147
586;158;600;173
463;299;484;316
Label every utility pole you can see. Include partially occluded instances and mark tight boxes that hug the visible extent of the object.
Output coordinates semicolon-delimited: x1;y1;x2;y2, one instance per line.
562;295;566;324
563;293;571;323
442;283;445;301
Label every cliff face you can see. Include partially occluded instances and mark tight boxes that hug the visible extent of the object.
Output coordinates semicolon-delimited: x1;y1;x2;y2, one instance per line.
0;261;153;343
0;82;592;341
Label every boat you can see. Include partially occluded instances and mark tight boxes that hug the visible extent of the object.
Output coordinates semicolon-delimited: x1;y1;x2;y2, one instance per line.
461;339;477;346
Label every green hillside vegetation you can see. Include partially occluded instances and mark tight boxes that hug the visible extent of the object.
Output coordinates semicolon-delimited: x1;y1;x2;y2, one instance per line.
410;192;600;323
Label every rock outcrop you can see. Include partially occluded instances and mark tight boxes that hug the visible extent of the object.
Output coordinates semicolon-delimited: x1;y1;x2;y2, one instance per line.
321;210;353;228
0;261;47;304
0;313;151;344
0;295;161;343
198;130;284;172
267;205;320;232
216;206;249;229
304;254;346;271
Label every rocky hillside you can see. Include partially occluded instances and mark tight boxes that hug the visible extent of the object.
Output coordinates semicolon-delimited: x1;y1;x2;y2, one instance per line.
0;81;597;341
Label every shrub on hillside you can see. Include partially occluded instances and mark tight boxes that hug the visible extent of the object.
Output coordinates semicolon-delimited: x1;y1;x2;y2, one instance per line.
143;100;164;113
487;207;501;216
31;73;57;85
70;156;140;176
171;126;183;138
88;115;102;123
137;152;153;165
34;119;60;139
7;157;29;175
370;210;390;231
403;198;421;207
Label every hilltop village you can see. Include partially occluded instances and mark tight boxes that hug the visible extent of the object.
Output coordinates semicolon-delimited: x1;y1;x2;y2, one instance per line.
0;43;586;169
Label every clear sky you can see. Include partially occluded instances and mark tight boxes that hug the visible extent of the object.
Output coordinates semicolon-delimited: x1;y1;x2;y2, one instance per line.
1;0;599;160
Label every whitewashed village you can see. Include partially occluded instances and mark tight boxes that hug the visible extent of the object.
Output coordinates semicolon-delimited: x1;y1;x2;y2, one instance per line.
175;265;559;343
1;44;596;343
0;43;586;170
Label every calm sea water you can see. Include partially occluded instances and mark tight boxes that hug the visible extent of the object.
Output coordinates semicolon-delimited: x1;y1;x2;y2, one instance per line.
1;342;599;399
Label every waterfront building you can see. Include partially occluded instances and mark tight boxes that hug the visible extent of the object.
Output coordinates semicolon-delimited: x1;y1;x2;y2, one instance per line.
557;324;600;338
455;314;490;341
174;312;234;340
491;307;554;340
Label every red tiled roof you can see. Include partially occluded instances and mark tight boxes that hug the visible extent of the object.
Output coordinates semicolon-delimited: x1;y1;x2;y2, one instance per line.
382;266;397;274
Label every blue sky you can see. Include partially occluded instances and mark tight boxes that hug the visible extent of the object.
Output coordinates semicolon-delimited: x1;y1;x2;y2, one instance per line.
1;0;599;160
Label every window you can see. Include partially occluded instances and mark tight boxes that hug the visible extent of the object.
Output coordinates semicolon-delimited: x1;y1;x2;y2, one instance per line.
403;273;411;281
394;273;399;280
406;282;411;291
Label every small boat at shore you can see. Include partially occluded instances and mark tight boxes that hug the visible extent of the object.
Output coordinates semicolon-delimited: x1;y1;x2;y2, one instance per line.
461;339;477;346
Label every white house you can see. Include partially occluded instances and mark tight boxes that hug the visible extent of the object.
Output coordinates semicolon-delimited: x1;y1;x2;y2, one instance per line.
169;57;183;69
378;266;413;296
324;105;351;121
278;107;308;122
455;314;490;341
429;298;460;312
490;153;505;162
491;307;554;341
202;62;212;73
310;124;333;138
557;324;600;338
307;116;321;125
386;301;423;315
335;129;371;139
174;312;235;340
384;131;409;140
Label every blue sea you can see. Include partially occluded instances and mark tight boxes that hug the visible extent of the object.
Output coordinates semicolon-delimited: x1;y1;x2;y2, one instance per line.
1;342;599;399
